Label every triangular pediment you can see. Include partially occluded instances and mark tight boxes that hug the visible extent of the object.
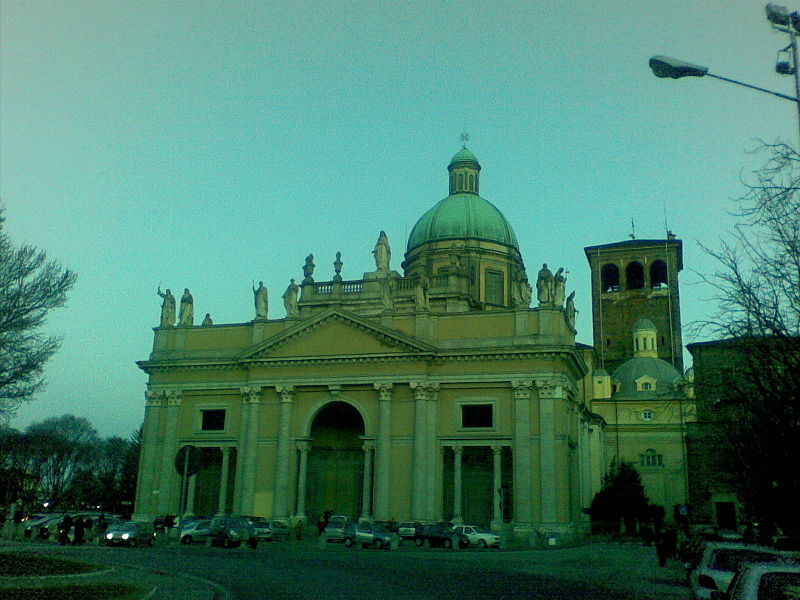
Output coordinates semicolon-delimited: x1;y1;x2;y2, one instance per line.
239;308;434;361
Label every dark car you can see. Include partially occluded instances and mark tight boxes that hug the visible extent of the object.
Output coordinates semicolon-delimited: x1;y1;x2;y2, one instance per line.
415;524;467;549
208;516;258;548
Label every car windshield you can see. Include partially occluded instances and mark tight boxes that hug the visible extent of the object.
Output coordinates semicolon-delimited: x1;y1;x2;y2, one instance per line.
758;572;800;599
372;524;388;533
711;549;781;572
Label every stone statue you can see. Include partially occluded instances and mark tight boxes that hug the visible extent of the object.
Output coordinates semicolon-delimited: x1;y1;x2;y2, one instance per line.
333;251;343;282
202;313;213;326
253;281;268;319
283;278;300;318
372;230;391;271
178;288;194;326
520;277;532;307
566;291;577;329
157;286;176;327
536;263;554;305
415;273;430;310
302;254;315;283
553;267;567;306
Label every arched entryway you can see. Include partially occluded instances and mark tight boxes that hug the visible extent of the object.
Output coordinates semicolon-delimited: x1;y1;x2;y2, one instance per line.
304;402;365;524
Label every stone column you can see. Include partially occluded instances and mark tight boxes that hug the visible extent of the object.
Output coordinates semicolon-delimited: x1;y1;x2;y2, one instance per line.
294;443;310;520
410;382;428;520
238;387;261;515
452;445;463;524
185;474;197;517
133;390;163;520
232;388;252;513
157;389;182;515
272;385;295;519
537;380;559;525
512;380;534;526
491;445;503;529
426;384;440;521
373;383;393;520
217;447;232;515
360;444;373;521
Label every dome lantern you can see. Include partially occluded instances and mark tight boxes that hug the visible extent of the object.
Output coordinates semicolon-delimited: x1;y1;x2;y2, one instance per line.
448;146;480;195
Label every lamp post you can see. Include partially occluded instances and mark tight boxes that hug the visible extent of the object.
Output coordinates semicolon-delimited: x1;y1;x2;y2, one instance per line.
649;3;800;143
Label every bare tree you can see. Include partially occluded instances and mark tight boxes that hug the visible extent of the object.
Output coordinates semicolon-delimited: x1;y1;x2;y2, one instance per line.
696;141;800;538
0;208;77;418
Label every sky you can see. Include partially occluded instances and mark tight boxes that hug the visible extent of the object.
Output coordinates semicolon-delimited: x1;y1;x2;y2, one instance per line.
1;0;795;437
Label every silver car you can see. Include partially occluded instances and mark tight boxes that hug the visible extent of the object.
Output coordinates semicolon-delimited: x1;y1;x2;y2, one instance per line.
180;519;212;545
342;522;393;549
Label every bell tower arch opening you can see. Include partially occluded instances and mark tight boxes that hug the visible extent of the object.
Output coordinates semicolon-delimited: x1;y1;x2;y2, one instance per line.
304;401;366;525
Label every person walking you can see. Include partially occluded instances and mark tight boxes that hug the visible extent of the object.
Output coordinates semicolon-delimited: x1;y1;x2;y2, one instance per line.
655;528;669;568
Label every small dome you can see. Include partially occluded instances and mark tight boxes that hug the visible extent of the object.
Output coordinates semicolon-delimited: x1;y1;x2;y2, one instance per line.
632;318;657;333
611;356;683;398
407;194;519;251
449;147;480;169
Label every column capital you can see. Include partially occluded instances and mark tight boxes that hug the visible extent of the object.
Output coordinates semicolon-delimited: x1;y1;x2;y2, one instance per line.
453;444;463;455
410;381;438;399
362;442;375;452
240;386;261;404
276;385;295;402
491;445;503;455
164;389;183;406
297;442;311;453
145;390;163;407
328;384;341;398
511;379;533;398
373;382;394;400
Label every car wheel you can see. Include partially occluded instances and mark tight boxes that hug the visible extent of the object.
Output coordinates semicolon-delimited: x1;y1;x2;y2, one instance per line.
414;537;423;547
344;537;353;548
444;538;452;549
374;539;383;549
182;535;192;545
478;539;487;550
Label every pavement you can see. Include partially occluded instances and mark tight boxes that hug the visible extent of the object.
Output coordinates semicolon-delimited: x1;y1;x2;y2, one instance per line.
0;533;687;600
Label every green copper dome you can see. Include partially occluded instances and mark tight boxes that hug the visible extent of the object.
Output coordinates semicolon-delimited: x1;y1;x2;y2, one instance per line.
407;193;519;251
407;148;519;251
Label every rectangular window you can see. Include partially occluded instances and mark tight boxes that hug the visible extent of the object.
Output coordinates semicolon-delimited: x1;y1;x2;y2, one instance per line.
201;409;226;431
461;404;493;428
485;270;504;305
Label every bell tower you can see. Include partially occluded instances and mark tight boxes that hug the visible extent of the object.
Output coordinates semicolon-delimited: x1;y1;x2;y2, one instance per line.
584;235;683;373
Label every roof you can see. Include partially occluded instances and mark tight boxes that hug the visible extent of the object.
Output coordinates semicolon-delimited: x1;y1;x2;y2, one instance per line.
406;193;519;251
611;356;685;399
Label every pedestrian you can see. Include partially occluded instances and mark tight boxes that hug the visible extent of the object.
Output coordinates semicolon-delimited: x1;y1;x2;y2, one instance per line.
73;516;85;546
655;528;669;568
58;515;73;546
295;519;304;541
640;524;654;546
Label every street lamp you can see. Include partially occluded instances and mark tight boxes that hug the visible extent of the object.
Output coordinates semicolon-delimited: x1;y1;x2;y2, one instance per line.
649;4;800;142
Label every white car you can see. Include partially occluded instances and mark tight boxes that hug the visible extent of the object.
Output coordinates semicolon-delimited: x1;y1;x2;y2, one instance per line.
451;525;501;549
718;561;800;600
688;542;795;599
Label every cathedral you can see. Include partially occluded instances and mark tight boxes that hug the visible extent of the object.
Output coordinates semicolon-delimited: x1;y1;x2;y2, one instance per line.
134;146;692;543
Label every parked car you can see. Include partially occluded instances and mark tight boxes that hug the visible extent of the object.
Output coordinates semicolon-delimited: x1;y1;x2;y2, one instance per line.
342;522;393;549
267;519;290;541
713;561;800;600
397;521;423;543
105;521;155;547
180;519;212;545
208;516;258;548
324;515;350;543
688;542;795;599
415;524;467;549
452;525;501;549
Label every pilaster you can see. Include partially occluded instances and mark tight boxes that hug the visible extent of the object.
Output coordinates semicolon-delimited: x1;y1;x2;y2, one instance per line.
237;386;261;515
133;389;164;520
157;389;182;515
272;385;295;519
511;380;533;526
410;381;429;520
373;383;393;520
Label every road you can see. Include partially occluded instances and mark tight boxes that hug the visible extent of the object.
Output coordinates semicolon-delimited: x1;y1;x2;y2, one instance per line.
17;539;688;600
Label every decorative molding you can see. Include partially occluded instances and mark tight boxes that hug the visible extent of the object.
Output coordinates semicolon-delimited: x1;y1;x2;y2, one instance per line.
511;379;533;399
276;385;295;403
374;382;393;402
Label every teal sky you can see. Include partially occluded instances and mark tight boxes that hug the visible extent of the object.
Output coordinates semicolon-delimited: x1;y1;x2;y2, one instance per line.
1;1;794;436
